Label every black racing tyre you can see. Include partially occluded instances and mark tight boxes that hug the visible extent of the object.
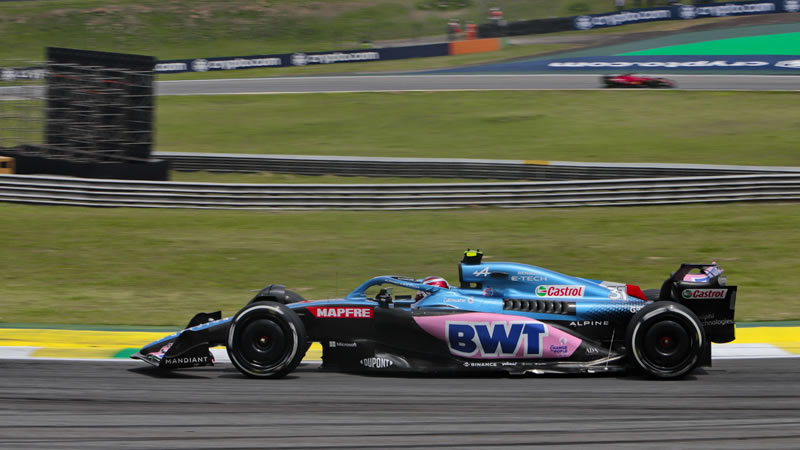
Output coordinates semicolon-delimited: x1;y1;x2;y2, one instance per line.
227;301;307;379
625;301;705;379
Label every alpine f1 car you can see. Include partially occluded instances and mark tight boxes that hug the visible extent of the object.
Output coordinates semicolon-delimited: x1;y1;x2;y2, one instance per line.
132;250;736;379
602;74;675;88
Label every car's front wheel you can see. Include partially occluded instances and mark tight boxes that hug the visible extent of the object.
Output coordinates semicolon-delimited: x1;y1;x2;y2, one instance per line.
227;301;307;378
625;301;705;379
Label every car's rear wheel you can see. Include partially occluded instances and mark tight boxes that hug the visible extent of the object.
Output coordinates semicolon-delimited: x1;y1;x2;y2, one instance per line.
626;301;705;379
227;301;307;378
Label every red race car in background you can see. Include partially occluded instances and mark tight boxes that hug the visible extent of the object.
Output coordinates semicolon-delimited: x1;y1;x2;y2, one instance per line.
602;74;675;88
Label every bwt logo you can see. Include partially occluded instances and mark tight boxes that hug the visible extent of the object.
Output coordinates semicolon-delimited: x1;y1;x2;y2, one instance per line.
446;321;548;357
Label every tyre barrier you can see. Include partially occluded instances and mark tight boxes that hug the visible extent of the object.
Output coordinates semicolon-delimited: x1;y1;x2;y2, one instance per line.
1;173;799;210
154;152;800;181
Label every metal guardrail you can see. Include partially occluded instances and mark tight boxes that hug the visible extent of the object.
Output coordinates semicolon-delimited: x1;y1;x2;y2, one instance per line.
154;152;800;181
1;173;799;210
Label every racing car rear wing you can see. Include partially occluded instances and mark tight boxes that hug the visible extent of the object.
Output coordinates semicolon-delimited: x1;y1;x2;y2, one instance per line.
659;263;736;343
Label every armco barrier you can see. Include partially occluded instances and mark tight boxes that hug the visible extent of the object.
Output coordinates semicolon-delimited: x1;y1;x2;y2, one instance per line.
153;152;800;181
1;173;799;210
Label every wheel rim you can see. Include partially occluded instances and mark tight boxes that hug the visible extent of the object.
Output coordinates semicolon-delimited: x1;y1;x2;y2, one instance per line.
237;317;289;370
643;320;690;370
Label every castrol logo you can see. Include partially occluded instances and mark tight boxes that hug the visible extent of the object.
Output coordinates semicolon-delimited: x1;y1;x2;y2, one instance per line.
682;289;727;300
535;285;585;298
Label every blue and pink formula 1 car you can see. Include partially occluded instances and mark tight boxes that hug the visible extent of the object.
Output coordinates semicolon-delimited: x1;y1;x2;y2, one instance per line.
132;250;736;379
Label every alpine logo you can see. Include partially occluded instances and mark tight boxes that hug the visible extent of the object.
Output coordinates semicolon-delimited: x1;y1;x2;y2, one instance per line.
473;267;491;277
682;289;728;299
446;321;548;357
308;306;373;318
535;285;585;298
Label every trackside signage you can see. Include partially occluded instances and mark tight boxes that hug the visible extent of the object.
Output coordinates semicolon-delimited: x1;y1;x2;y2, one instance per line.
154;43;449;74
573;1;799;30
539;55;800;71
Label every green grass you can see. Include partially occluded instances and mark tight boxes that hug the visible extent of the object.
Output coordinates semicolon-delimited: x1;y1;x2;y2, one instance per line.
157;91;800;166
0;0;741;65
0;0;623;62
0;202;797;325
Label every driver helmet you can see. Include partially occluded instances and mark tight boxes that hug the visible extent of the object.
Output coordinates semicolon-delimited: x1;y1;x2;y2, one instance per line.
415;276;450;301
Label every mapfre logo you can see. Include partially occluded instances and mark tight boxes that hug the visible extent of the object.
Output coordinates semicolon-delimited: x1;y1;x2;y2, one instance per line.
776;59;800;69
682;289;728;300
308;306;373;318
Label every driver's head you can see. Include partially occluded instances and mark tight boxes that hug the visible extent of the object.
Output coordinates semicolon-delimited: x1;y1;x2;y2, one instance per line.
415;276;450;301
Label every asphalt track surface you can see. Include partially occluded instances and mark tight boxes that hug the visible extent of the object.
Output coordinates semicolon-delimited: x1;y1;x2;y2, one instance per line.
1;358;799;449
157;74;800;96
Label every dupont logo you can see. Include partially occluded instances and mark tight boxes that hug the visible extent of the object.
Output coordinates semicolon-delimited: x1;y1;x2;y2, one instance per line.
682;289;728;299
308;306;373;319
776;60;800;69
535;285;585;298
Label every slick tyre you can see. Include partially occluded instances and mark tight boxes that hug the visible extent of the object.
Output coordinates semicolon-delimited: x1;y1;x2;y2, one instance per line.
626;301;705;379
227;301;307;379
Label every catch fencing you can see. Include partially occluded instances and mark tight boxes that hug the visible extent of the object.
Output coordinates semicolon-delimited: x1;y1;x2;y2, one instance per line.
1;173;799;210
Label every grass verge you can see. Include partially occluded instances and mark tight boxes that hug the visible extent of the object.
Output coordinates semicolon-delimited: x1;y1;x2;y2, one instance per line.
157;91;800;166
0;0;620;62
0;202;797;325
